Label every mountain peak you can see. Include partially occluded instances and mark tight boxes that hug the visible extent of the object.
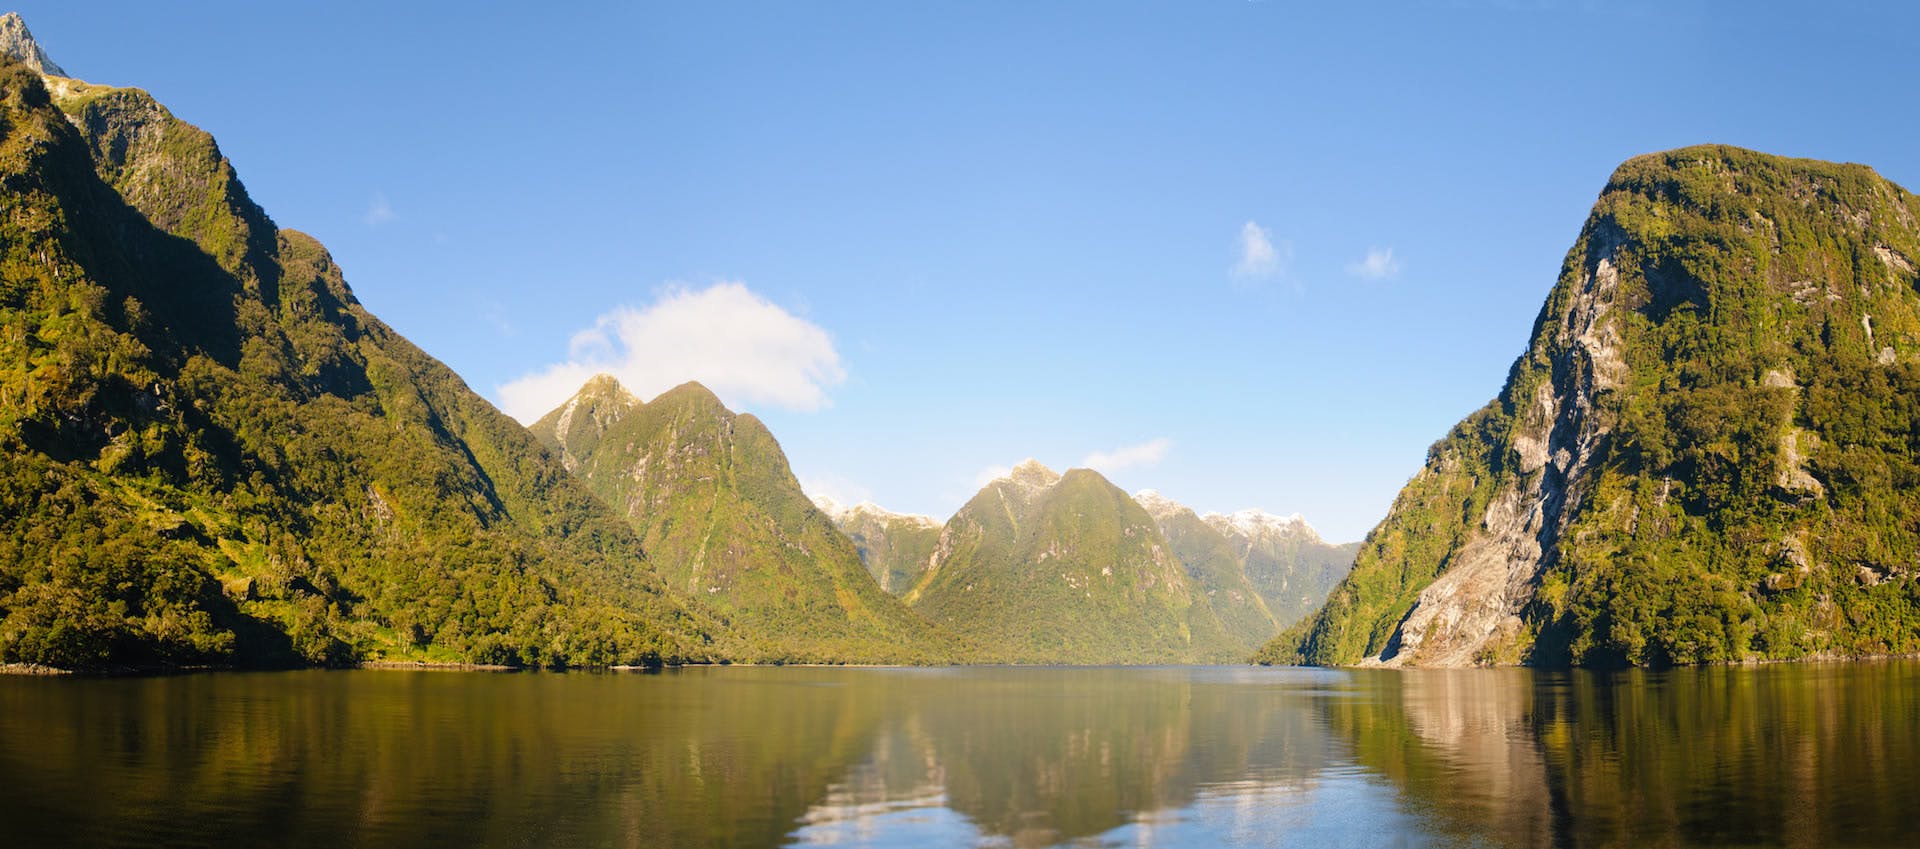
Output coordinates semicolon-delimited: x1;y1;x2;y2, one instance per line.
812;495;940;528
1130;489;1190;520
1204;508;1320;544
653;379;725;408
578;372;632;398
0;13;65;77
1006;458;1060;489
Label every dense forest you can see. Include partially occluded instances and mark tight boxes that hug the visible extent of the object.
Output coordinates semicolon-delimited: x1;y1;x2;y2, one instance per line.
532;376;964;663
0;59;721;670
1266;146;1920;667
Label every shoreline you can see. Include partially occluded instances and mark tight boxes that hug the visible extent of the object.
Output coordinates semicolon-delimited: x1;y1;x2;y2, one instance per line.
11;651;1920;677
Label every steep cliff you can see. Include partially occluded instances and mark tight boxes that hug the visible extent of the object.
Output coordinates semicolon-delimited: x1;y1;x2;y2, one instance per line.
0;55;714;669
1267;145;1920;667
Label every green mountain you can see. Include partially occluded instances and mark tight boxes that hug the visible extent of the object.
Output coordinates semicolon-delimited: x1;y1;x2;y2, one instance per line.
904;460;1239;663
813;496;943;594
1199;508;1359;628
530;375;958;663
1265;145;1920;668
0;38;715;669
1130;490;1281;652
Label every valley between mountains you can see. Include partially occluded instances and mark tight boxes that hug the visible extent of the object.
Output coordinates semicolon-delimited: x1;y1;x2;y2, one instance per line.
5;14;1920;671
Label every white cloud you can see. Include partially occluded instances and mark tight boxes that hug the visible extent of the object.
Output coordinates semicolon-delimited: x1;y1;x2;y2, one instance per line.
1345;246;1402;280
1231;220;1291;282
364;192;396;226
495;282;846;422
1082;438;1172;474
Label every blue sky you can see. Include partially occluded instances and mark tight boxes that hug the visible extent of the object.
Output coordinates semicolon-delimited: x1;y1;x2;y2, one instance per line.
19;1;1920;540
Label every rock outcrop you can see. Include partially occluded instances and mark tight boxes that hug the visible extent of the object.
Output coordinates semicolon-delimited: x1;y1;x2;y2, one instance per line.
1267;145;1920;668
0;12;64;76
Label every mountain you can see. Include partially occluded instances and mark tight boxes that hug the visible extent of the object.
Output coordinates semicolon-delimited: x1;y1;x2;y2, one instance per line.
813;496;943;594
905;460;1239;663
0;12;62;77
1265;145;1920;668
1201;508;1359;628
1131;490;1281;651
0;45;716;669
530;375;958;663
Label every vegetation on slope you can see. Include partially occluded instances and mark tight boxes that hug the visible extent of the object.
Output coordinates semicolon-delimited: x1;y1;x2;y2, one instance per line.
821;503;943;595
1265;145;1920;667
0;60;715;670
907;462;1238;664
532;376;960;663
1137;497;1282;654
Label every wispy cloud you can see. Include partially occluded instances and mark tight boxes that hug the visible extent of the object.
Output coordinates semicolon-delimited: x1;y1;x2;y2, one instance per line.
1082;438;1172;474
1345;247;1402;280
364;192;397;226
495;282;846;422
1231;220;1291;282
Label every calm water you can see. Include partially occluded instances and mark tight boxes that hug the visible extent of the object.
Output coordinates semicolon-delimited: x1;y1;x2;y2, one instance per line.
2;663;1916;848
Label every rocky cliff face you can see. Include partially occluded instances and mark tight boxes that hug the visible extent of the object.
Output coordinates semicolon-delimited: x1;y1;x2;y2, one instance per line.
814;496;943;594
1376;226;1628;667
1269;145;1920;668
0;13;64;77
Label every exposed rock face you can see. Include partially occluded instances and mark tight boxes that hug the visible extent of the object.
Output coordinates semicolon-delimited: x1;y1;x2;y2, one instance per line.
1270;145;1920;668
815;496;943;594
0;12;64;76
1376;231;1627;667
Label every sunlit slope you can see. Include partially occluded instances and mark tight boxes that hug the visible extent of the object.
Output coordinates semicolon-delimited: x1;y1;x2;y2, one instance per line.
0;59;716;669
1267;145;1920;667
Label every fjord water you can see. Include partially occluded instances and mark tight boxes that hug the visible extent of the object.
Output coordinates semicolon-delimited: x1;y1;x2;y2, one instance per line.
2;665;1915;848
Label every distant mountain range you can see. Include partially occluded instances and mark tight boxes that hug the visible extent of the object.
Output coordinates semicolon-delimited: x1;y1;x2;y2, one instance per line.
530;377;958;663
51;13;1920;672
806;462;1356;663
811;496;943;594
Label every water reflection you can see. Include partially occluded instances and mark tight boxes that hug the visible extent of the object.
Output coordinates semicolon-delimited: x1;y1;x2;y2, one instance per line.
1;663;1916;847
1325;663;1920;848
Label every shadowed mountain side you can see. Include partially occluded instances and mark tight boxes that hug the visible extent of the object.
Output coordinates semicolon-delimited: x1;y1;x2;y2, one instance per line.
0;57;715;670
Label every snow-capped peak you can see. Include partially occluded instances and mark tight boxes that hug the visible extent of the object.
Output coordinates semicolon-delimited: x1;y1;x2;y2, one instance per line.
1130;489;1190;520
810;494;940;528
1202;508;1321;543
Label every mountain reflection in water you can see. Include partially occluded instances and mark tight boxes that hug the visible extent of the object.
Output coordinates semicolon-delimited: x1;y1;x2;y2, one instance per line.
1;663;1914;848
